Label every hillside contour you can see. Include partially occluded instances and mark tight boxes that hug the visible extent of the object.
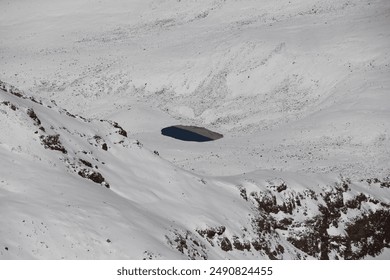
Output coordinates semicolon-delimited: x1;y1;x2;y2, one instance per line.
0;0;389;259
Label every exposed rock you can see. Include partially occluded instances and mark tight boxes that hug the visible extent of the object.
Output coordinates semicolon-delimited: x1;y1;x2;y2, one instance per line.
220;237;232;251
40;134;67;154
27;108;41;126
77;168;110;188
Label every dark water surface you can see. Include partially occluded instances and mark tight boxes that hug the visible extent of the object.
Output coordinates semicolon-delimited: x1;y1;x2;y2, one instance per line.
161;126;223;142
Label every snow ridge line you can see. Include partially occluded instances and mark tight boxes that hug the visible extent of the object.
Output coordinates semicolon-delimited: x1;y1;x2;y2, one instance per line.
0;80;134;188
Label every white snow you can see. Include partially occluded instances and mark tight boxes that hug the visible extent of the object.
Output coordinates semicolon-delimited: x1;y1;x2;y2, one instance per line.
0;0;389;259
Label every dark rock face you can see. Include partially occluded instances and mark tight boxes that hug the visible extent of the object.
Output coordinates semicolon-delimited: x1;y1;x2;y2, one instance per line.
161;125;223;142
169;178;390;260
40;134;67;154
77;168;110;188
112;122;128;137
166;230;208;260
27;109;41;126
220;237;233;251
79;159;93;168
1;101;18;111
197;226;226;239
233;236;251;251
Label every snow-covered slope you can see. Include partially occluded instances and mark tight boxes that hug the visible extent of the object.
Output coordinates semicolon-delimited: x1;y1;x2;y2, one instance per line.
0;0;389;259
1;0;389;177
1;82;389;260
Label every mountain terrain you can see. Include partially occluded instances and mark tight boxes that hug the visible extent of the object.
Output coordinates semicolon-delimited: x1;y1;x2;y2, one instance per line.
0;0;389;259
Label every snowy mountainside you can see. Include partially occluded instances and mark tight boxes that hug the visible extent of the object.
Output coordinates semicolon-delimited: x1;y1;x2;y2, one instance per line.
0;0;390;259
0;82;389;259
1;0;389;177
